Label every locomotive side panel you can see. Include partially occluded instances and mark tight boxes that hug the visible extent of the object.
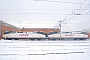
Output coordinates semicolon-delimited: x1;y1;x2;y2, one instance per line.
3;32;46;40
48;32;88;40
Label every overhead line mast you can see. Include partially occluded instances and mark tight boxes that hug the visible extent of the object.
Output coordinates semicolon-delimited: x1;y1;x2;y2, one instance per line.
58;20;63;41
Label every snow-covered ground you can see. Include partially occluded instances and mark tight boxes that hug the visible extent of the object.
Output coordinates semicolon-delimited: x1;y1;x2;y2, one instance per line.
0;39;90;60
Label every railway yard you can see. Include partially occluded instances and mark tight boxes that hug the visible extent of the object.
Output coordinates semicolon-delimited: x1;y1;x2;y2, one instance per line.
0;0;90;60
0;39;90;60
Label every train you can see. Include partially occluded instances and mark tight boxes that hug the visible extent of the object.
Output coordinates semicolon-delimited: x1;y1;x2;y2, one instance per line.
3;31;46;40
48;31;88;40
3;31;89;40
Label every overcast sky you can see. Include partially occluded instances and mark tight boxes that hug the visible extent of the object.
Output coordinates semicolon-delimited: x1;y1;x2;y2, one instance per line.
0;0;90;31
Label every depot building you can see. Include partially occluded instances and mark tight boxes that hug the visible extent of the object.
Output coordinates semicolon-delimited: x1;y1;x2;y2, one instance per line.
0;20;60;40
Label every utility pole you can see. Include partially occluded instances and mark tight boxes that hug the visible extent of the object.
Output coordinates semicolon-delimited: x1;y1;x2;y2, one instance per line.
58;20;62;41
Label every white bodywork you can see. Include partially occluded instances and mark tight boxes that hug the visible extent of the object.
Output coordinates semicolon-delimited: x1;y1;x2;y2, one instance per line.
3;32;46;40
48;31;88;40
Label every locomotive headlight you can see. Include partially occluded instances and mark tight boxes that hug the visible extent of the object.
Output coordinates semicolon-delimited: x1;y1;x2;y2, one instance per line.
3;35;7;38
85;35;88;37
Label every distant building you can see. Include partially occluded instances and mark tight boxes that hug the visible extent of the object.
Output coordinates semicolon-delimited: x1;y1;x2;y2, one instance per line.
0;20;90;40
21;27;60;34
0;20;21;39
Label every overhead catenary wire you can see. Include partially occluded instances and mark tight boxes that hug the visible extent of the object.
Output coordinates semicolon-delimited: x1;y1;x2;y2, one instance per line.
85;3;90;15
0;0;89;15
0;8;89;15
62;0;86;22
72;0;87;15
0;9;90;15
56;0;88;35
86;11;90;15
61;0;90;25
34;0;90;5
0;8;89;11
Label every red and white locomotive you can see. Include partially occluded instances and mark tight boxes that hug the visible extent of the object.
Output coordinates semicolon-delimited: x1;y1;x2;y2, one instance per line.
48;31;88;40
3;31;88;40
3;31;46;40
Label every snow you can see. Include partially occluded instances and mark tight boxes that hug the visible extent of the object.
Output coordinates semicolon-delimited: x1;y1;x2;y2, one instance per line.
0;39;90;60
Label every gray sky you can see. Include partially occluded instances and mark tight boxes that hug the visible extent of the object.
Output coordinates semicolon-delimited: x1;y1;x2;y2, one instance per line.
0;0;90;31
